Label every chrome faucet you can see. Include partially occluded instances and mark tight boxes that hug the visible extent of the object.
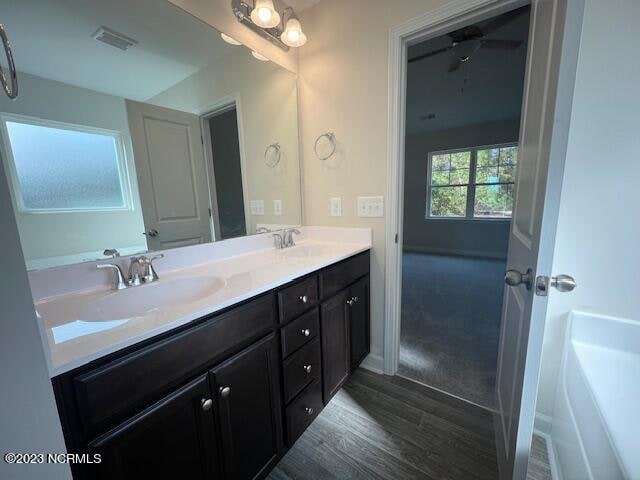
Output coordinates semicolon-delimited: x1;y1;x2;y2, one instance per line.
98;254;165;290
272;228;301;249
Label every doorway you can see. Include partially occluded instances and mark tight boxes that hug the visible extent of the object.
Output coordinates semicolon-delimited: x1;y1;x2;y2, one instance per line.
202;105;248;241
399;6;530;409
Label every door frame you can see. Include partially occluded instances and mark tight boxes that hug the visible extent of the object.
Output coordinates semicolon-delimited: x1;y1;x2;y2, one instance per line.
384;0;584;477
195;93;251;240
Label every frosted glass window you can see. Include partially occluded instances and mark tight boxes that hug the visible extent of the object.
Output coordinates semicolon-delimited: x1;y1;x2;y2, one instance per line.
5;120;127;211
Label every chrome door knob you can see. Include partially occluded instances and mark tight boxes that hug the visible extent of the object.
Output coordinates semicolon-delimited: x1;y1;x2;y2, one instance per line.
219;386;231;398
303;364;312;374
305;407;314;416
299;295;308;304
144;228;159;237
505;268;533;290
301;328;310;337
551;274;577;292
201;398;213;411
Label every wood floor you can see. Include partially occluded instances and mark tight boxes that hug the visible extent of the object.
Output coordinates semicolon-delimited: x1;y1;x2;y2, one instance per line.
269;369;499;480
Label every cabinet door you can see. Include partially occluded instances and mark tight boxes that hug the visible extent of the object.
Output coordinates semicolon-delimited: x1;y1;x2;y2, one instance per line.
348;275;370;372
320;290;350;403
89;374;221;480
211;334;283;480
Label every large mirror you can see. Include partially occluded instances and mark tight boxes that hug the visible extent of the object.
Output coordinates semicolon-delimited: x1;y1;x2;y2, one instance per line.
0;0;302;270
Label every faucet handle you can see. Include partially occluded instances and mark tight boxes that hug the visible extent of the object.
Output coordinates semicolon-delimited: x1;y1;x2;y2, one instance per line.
97;263;127;290
144;254;164;282
272;232;284;249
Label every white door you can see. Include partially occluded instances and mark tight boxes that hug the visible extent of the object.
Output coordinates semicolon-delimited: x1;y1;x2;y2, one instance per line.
494;0;582;478
126;100;212;251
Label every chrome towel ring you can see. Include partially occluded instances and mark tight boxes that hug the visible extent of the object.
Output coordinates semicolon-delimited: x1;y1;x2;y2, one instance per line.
314;132;336;161
264;143;281;167
0;24;18;100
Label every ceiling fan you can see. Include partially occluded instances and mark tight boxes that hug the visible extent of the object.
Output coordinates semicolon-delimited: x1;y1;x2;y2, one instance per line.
408;6;528;72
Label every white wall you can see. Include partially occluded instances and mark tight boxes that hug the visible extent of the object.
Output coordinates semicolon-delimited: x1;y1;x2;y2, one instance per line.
298;0;453;366
0;160;70;479
149;48;302;234
0;72;146;269
536;0;640;421
404;119;519;258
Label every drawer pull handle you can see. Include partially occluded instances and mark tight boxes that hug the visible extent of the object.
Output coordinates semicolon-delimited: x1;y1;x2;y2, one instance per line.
299;294;308;304
305;407;314;416
201;398;213;411
303;364;312;374
301;328;311;337
219;386;231;398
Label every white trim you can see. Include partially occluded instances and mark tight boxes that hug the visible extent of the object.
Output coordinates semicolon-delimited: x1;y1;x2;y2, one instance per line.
197;93;251;238
384;0;528;376
0;112;134;214
359;353;385;375
532;428;563;480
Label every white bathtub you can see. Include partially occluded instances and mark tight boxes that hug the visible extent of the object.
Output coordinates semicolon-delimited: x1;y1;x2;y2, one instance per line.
551;311;639;480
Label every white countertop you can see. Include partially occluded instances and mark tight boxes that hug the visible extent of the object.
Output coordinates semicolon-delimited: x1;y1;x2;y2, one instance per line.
34;229;371;377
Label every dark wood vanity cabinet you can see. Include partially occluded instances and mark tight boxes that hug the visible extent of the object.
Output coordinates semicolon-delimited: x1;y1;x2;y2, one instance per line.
53;250;370;480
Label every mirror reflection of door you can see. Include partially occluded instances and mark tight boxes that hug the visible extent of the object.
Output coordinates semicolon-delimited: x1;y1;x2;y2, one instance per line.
205;107;247;241
126;100;212;251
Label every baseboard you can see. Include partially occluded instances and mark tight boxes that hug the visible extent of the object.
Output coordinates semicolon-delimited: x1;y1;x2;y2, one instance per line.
359;353;384;374
533;428;563;480
534;412;553;435
402;244;507;260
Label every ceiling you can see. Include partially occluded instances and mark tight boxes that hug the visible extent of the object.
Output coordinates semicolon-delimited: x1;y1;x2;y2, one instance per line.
406;7;531;135
0;0;237;101
287;0;322;12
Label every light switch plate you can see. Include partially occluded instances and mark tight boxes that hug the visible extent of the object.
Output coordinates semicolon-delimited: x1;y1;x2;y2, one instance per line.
357;196;384;218
330;197;342;217
273;200;282;216
250;200;264;216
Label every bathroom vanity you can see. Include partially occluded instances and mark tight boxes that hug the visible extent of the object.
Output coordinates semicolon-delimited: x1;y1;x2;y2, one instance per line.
44;233;370;480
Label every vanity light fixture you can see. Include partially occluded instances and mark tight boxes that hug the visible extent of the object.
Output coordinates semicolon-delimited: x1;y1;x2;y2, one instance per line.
251;50;270;61
250;0;281;28
220;32;242;45
231;0;308;51
280;9;307;47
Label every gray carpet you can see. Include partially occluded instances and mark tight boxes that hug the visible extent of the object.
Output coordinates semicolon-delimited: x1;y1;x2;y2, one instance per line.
399;252;506;409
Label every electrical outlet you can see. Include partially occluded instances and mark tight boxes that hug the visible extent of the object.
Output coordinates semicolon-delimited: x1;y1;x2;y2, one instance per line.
357;196;384;218
330;197;342;217
250;200;264;216
273;200;282;216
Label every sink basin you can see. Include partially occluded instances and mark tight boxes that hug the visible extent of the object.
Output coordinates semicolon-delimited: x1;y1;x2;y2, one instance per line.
79;276;226;321
282;244;334;258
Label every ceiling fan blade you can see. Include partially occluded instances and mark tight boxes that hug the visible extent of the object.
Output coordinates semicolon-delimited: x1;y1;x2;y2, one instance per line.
447;56;461;73
481;6;529;36
481;39;523;50
408;46;452;63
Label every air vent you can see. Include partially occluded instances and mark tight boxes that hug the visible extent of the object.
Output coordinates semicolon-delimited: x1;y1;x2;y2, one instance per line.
91;27;138;51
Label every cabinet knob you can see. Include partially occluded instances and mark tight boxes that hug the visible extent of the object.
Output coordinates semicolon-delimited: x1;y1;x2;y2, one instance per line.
305;407;314;416
353;296;359;303
301;328;311;337
299;295;308;304
346;298;354;306
201;398;213;411
303;364;312;374
219;386;231;398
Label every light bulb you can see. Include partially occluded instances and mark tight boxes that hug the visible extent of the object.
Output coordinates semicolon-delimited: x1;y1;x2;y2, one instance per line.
281;17;307;47
251;50;270;62
250;0;281;28
220;33;241;46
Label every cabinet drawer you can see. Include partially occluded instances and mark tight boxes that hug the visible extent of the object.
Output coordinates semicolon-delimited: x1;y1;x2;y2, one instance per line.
282;338;321;404
285;379;323;446
319;251;370;299
281;308;319;358
278;276;318;324
73;294;275;438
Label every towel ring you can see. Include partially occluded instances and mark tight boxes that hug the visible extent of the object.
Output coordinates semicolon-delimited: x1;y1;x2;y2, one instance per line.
314;132;336;161
0;25;18;99
264;143;281;167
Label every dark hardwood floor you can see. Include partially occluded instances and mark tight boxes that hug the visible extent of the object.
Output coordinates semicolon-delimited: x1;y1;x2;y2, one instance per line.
270;369;499;480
